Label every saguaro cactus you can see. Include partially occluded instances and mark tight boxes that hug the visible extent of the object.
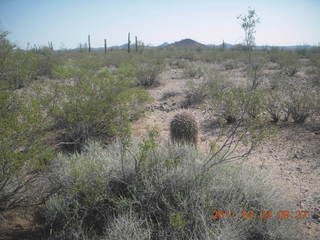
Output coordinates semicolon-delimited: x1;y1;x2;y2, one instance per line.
128;32;131;53
48;41;53;50
88;35;91;53
104;39;107;54
135;36;138;52
170;111;198;147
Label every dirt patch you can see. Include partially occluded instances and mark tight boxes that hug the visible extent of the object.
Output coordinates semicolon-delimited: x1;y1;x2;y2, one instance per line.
132;66;320;239
0;208;43;240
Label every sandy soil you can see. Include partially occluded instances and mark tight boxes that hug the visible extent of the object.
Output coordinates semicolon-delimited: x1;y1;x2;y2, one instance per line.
132;65;320;239
1;63;319;239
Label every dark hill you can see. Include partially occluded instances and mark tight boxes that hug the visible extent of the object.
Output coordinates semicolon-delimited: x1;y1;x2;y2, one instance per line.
166;39;207;49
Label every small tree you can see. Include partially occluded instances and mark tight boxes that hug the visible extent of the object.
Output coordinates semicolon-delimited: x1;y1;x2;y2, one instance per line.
237;8;260;64
238;8;261;89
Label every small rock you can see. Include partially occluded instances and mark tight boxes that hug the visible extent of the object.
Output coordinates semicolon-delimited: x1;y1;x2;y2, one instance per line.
312;213;320;223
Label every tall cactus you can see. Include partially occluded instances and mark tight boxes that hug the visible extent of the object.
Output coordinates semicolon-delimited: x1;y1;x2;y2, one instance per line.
135;36;138;52
128;32;131;53
104;39;107;54
48;41;53;50
88;35;91;53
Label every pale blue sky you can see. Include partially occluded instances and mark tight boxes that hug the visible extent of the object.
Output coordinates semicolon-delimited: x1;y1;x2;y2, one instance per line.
0;0;319;49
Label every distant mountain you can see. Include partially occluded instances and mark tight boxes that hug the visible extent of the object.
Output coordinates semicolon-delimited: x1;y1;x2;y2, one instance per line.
107;43;127;50
158;42;170;47
207;43;315;50
72;40;316;51
275;45;314;50
165;39;207;49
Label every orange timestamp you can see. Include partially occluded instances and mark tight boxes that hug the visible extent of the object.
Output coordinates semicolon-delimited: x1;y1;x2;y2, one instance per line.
210;209;309;220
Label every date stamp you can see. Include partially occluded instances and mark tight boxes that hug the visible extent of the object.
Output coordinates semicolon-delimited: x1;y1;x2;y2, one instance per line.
210;209;309;220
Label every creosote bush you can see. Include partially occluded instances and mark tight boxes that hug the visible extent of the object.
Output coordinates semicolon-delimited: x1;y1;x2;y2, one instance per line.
266;74;320;124
183;62;203;78
212;87;266;124
183;80;208;107
0;91;53;212
183;70;226;107
283;82;319;123
41;140;302;240
135;61;164;87
2;26;319;240
170;111;198;147
0;31;60;90
37;66;150;152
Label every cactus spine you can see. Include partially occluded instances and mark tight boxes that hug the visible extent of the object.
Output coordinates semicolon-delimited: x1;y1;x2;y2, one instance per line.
170;111;198;147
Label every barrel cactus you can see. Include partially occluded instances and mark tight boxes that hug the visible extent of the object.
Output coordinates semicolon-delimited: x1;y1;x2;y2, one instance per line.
170;111;198;146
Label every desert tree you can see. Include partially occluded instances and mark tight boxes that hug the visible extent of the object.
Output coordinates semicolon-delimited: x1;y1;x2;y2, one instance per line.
238;8;261;89
237;8;260;63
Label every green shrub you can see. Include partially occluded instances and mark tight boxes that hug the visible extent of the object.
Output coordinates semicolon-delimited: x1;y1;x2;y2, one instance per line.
267;50;300;76
183;80;208;107
183;70;226;107
170;111;198;147
212;87;266;124
38;67;150;152
51;63;78;79
246;62;265;90
223;60;241;70
3;49;41;89
183;62;203;78
278;52;299;76
169;211;189;231
0;91;53;211
284;83;319;123
265;90;283;122
0;31;15;89
135;62;163;87
42;140;302;240
268;76;319;123
306;56;320;87
33;47;61;77
268;48;281;63
0;31;60;89
171;59;189;69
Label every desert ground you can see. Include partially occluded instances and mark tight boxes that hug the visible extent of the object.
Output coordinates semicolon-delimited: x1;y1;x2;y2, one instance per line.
1;43;319;239
132;64;320;239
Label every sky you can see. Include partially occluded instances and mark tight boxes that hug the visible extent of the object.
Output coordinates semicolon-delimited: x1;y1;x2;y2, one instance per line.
0;0;319;49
